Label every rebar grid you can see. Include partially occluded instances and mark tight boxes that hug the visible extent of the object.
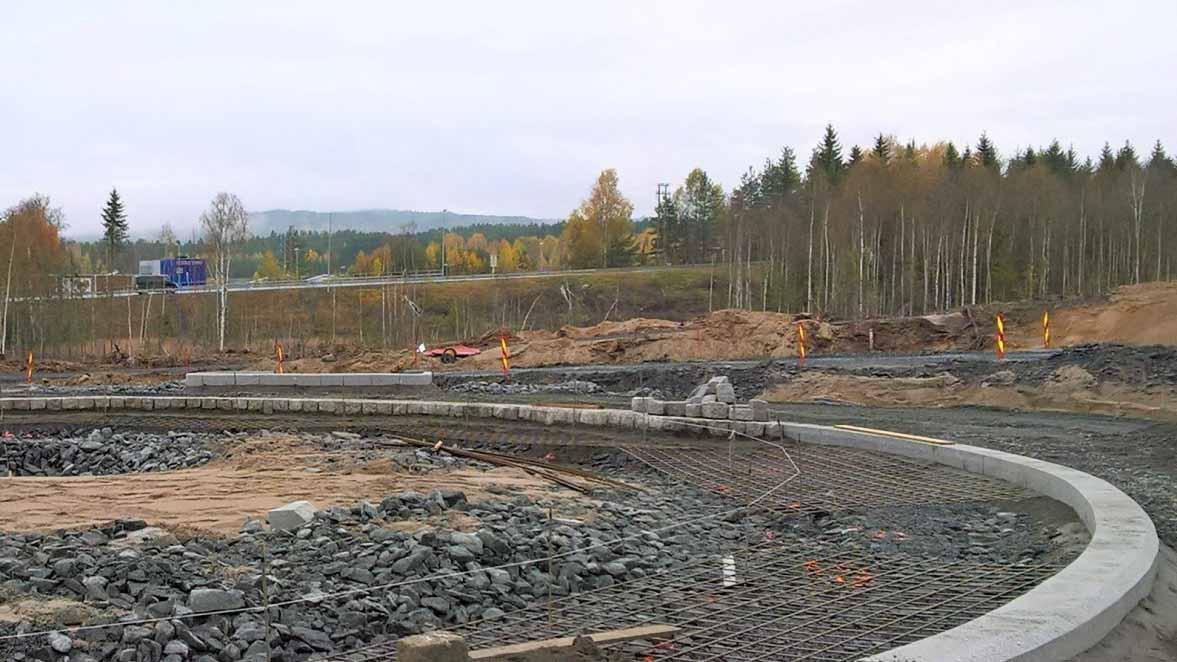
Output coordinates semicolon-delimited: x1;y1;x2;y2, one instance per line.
328;539;1060;662
621;442;1024;514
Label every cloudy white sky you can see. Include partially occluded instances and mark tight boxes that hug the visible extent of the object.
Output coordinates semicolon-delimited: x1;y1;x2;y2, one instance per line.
2;1;1174;238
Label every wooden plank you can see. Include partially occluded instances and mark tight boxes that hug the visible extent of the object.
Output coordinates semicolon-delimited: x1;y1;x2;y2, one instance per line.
835;424;955;446
468;625;680;660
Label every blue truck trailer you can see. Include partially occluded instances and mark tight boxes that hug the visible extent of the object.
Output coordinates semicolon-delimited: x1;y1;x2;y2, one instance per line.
136;257;208;290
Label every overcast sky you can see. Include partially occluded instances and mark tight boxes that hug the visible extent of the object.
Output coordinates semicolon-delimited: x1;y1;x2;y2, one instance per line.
2;1;1174;238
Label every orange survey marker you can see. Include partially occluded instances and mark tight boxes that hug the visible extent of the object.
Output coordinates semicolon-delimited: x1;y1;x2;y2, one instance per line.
1042;310;1051;348
994;313;1006;360
24;352;33;384
796;322;807;366
499;333;511;378
275;342;285;374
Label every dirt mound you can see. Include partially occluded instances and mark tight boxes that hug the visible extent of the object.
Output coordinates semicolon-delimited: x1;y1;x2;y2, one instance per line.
1045;282;1177;347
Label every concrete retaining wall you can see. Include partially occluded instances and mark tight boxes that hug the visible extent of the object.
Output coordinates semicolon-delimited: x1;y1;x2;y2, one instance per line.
2;395;1157;662
183;372;434;388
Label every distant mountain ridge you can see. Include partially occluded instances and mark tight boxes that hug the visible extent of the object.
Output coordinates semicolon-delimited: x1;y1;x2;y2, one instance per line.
249;209;556;236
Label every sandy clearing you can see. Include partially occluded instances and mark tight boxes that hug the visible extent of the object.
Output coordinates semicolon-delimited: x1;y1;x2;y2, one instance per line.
0;433;575;535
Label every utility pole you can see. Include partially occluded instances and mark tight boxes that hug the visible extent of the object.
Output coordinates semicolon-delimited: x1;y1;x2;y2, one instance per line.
327;213;333;276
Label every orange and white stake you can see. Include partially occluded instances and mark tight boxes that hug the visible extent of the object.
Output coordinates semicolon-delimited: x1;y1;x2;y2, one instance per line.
275;343;285;374
24;352;33;384
499;334;511;378
796;323;807;366
995;314;1006;360
1042;310;1051;348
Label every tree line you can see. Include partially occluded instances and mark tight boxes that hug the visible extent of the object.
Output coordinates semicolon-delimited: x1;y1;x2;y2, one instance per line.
656;127;1177;317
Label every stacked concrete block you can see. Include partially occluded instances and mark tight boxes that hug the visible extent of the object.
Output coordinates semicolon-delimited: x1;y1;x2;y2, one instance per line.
663;400;687;417
646;399;666;415
631;396;648;413
685;403;703;418
750;399;769;422
701;402;730;419
730;405;755;421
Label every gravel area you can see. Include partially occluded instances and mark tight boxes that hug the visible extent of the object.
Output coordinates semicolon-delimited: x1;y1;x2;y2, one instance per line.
1;430;216;477
0;430;1076;661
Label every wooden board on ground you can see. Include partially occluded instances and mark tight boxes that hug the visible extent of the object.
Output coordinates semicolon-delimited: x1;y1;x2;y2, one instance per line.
468;624;680;660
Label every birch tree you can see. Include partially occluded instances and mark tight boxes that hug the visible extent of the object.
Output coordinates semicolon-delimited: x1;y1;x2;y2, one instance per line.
200;192;248;352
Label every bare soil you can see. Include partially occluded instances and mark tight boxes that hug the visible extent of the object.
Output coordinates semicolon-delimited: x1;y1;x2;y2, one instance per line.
761;372;1177;423
0;433;575;535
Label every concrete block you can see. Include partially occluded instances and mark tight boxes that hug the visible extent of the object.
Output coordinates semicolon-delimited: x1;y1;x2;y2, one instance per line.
685;403;702;418
13;399;29;411
702;394;717;404
267;500;317;531
397;631;468;662
234;398;249;411
200;372;235;387
690;384;710;400
186;398;202;409
258;373;287;387
631;396;648;413
234;373;261;386
272;399;288;412
344;401;363;415
247;399;263;412
342;374;374;386
62;398;78;410
217;398;232;410
746;422;766;438
663;401;687;417
107;398;122;410
489;404;515;420
47;398;63;410
750;399;769;421
730;405;755;422
716;383;737;404
318;400;336;413
578;409;609;426
294;374;321;387
395;371;433;386
262;400;274;414
288;399;303;412
646;399;666;416
184;373;202;388
707;376;730;386
320;374;344;387
701;402;729;419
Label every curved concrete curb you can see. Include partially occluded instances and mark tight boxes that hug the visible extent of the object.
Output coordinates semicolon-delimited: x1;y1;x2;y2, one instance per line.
2;395;1158;662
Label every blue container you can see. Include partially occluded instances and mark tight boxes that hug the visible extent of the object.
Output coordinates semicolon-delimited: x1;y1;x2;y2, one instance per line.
162;258;207;287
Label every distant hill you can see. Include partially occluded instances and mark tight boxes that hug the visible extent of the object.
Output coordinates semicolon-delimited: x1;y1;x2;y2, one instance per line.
248;209;556;236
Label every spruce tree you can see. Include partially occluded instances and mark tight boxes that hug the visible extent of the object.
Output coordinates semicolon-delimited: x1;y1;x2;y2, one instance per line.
1115;141;1139;170
813;124;845;184
944;142;961;170
101;188;129;271
975;132;999;170
848;145;864;167
1098;143;1115;171
871;134;891;165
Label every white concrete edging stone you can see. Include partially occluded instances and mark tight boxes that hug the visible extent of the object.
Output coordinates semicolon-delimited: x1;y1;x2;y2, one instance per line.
2;396;1157;661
